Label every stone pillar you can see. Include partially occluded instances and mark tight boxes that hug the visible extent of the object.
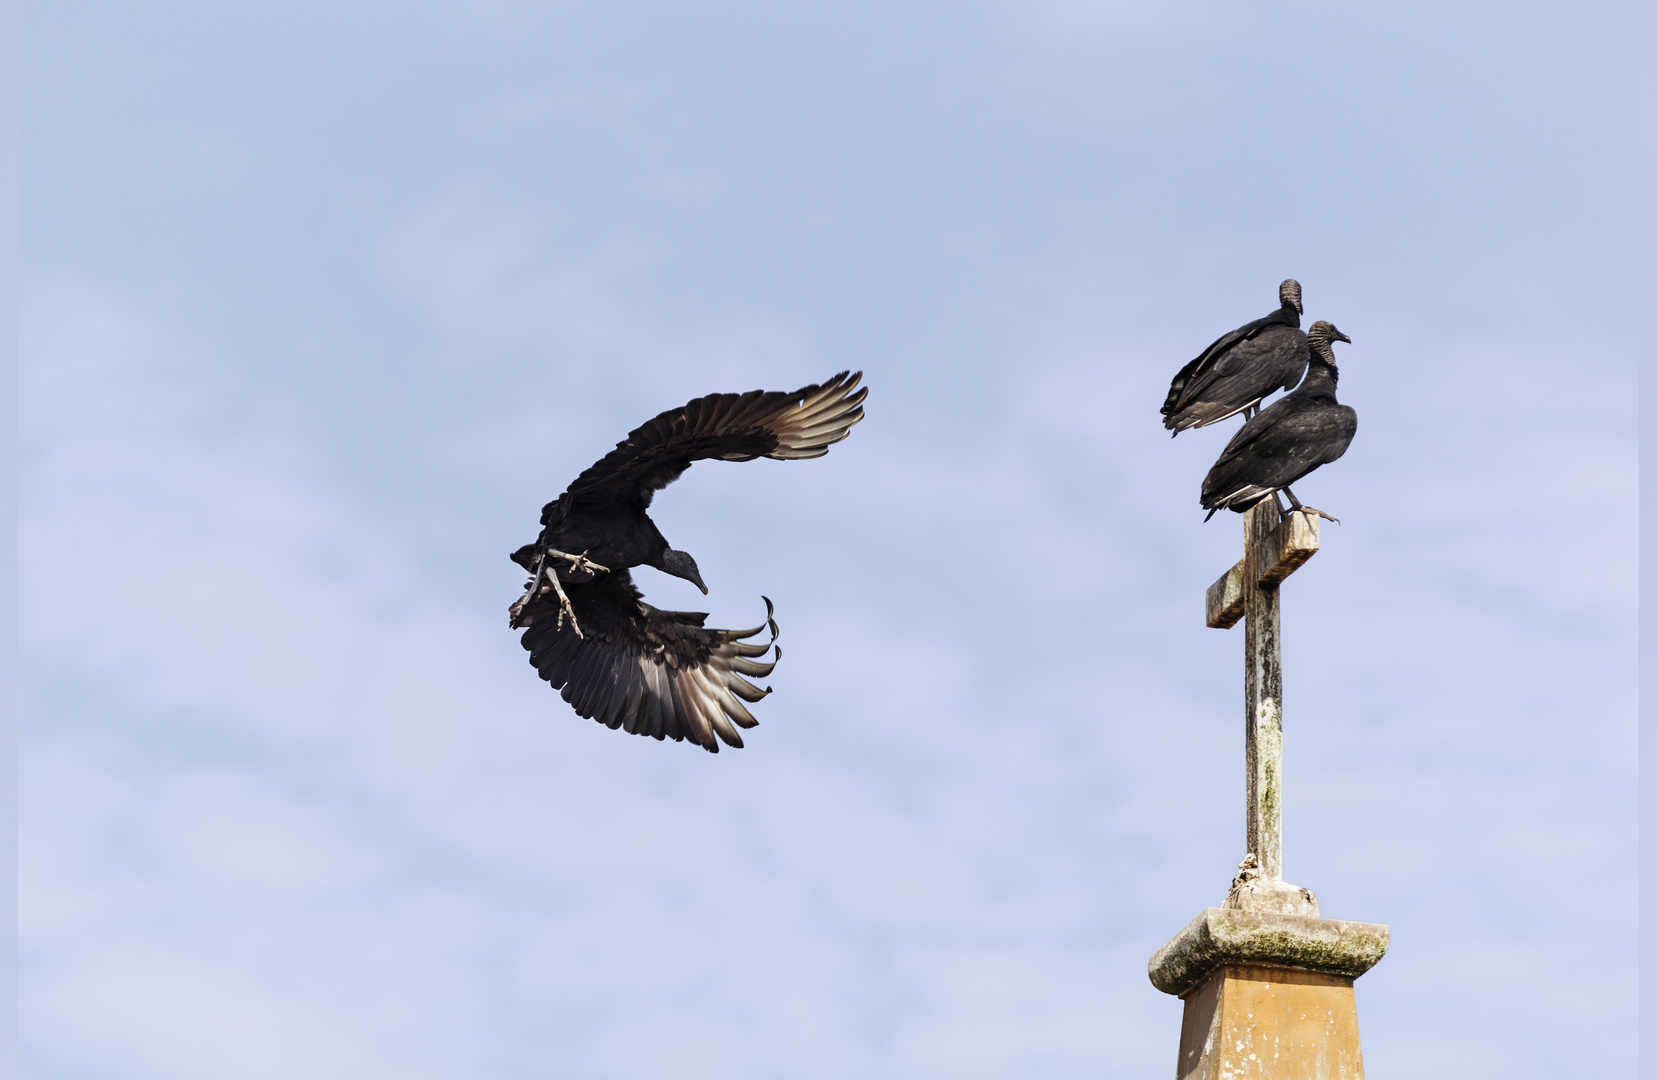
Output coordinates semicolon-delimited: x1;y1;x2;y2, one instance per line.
1148;907;1389;1079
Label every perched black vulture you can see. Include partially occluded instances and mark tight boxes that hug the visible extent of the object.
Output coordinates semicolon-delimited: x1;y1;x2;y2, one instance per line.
1200;322;1355;522
1162;279;1308;435
508;371;867;753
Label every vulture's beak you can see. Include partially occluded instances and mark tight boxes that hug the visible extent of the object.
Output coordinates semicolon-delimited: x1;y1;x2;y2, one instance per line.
661;548;709;594
1335;331;1352;344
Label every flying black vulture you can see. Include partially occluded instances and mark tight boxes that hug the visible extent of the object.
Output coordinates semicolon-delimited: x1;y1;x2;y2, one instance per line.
508;371;867;753
1200;322;1355;522
1162;279;1308;435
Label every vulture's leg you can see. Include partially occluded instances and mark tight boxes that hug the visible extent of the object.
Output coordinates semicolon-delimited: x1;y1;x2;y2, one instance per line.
539;561;584;638
547;548;609;577
508;548;609;635
540;549;610;636
1282;486;1340;525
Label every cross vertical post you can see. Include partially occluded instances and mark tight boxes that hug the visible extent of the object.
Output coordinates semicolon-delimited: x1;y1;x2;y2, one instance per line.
1201;500;1321;911
1242;500;1284;883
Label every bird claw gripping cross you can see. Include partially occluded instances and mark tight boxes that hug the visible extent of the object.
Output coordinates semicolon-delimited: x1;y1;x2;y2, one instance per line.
508;549;610;636
1274;487;1341;525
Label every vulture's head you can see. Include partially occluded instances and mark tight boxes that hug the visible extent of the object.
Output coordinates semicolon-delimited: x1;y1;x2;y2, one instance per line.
1307;321;1352;354
657;548;709;594
1279;278;1304;316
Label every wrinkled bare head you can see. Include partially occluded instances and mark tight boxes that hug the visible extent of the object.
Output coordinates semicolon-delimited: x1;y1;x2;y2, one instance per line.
657;547;708;594
1279;279;1303;315
1307;320;1351;354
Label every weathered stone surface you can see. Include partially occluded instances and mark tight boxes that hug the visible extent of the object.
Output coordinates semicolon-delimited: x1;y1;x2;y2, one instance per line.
1225;873;1319;917
1241;503;1283;880
1148;908;1389;998
1204;509;1321;630
1255;509;1319;588
1176;964;1367;1079
1205;560;1245;629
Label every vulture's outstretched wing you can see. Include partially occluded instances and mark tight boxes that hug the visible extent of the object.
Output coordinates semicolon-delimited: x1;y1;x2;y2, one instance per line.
566;371;866;506
518;570;781;753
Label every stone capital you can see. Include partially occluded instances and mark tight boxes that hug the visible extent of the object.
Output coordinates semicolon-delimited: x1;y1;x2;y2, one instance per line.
1148;907;1389;997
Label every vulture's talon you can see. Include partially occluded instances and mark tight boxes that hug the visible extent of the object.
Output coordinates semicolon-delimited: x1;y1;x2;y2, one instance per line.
540;570;585;639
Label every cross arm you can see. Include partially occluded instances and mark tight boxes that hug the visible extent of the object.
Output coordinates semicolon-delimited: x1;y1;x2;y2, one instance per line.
1206;562;1246;630
1205;510;1321;628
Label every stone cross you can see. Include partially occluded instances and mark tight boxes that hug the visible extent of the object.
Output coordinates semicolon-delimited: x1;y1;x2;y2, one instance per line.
1203;500;1321;915
1148;498;1391;1080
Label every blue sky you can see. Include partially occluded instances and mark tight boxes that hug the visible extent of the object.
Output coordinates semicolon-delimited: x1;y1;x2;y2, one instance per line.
22;1;1636;1077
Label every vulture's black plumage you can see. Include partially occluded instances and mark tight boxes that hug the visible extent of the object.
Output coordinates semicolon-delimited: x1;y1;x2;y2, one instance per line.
509;371;867;752
1200;322;1355;521
1162;279;1308;434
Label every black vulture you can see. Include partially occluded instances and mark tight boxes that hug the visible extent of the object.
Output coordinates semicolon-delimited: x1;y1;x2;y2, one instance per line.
1162;279;1308;435
1200;322;1355;522
508;371;867;753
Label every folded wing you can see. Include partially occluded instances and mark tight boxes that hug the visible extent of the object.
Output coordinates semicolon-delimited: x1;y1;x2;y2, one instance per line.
1201;402;1358;511
1163;324;1309;432
518;570;782;753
